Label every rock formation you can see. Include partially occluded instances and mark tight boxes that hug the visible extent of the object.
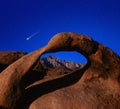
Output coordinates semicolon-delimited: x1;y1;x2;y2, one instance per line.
0;32;120;109
0;51;26;72
0;47;47;109
0;52;83;71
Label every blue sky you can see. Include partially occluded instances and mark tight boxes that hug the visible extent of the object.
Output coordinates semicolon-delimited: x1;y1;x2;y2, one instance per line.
0;0;120;63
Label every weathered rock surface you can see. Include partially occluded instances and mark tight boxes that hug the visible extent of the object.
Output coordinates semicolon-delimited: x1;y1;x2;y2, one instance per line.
0;51;26;72
0;51;84;87
0;52;83;71
0;32;120;109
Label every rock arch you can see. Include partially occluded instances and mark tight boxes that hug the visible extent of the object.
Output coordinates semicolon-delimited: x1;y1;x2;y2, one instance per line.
0;32;120;109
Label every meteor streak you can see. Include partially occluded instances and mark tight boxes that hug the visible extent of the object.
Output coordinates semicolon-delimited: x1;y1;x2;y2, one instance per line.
26;31;39;40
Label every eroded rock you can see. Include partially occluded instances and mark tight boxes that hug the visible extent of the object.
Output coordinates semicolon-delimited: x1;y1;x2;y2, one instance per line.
0;32;120;109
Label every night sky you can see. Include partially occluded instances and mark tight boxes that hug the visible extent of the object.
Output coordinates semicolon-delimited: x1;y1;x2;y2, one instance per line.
0;0;120;63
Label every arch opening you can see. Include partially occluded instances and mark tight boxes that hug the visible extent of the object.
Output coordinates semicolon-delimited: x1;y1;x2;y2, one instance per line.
41;51;87;70
41;51;87;63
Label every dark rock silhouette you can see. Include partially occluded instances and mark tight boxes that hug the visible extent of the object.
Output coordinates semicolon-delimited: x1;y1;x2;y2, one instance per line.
0;32;120;109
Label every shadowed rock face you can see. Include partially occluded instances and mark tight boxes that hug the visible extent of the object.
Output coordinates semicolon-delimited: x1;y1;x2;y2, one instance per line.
0;32;120;109
0;52;83;71
0;51;26;72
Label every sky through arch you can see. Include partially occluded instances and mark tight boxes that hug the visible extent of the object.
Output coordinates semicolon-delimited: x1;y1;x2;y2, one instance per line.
41;51;87;63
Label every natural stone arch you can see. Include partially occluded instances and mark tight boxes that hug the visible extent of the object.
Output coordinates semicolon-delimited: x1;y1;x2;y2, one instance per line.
0;32;120;109
28;32;120;109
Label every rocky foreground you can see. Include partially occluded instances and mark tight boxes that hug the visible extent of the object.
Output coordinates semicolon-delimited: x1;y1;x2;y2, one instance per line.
0;52;84;80
0;32;120;109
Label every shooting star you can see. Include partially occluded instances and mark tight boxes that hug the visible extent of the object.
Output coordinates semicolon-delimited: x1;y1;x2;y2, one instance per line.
26;31;39;41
